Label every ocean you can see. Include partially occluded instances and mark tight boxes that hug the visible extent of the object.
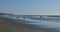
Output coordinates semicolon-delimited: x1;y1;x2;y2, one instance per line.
1;15;60;31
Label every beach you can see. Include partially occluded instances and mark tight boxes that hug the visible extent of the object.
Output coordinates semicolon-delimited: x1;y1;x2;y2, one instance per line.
0;18;57;32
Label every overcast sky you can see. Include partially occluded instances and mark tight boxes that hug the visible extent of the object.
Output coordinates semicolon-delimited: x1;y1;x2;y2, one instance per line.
0;0;60;15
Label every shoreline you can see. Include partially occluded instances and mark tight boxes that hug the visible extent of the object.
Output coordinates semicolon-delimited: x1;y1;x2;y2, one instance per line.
0;17;58;32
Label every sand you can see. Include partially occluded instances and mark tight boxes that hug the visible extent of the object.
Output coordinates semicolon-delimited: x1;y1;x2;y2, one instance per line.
0;18;58;32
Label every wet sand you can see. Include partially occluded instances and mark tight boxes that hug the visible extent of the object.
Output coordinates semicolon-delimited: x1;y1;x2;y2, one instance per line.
0;18;58;32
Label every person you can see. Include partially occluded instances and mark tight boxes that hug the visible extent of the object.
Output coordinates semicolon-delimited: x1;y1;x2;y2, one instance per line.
23;17;25;20
40;16;42;19
17;16;19;20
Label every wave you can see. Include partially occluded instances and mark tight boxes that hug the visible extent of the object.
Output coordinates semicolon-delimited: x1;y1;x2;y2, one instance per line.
1;15;60;31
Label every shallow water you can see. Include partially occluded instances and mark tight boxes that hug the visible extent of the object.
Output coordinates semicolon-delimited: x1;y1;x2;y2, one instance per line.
1;16;60;31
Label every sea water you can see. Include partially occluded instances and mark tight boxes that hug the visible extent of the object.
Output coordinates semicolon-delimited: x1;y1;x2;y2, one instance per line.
1;15;60;31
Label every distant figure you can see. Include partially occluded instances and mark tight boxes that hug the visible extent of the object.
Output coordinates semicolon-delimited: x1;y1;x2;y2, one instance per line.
40;16;42;19
17;16;19;20
23;17;25;20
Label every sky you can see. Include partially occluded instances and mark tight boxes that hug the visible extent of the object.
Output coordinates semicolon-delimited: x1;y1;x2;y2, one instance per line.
0;0;60;15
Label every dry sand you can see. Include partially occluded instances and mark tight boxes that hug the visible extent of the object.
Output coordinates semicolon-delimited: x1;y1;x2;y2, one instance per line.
0;18;58;32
